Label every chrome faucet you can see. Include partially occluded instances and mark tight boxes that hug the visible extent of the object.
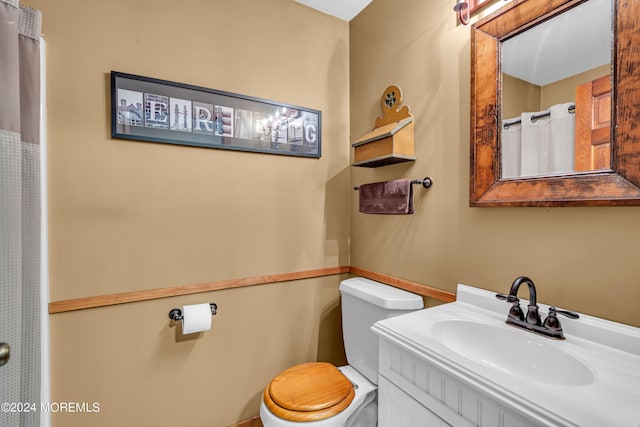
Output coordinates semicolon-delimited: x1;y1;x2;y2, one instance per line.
496;276;579;340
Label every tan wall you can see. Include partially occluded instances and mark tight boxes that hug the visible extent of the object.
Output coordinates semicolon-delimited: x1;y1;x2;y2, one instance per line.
50;276;346;426
350;0;640;328
25;0;350;425
503;65;611;116
35;0;350;302
502;73;541;119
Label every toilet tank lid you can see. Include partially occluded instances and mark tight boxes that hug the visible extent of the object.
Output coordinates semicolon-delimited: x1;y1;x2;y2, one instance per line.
339;278;423;310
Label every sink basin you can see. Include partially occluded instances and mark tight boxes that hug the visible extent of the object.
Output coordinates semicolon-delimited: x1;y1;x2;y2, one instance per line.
431;320;596;386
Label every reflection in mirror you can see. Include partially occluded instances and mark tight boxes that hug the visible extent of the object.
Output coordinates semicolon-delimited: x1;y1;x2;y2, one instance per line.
500;0;612;179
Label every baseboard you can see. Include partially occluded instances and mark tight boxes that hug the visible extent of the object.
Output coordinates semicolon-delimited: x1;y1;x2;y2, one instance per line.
228;416;263;427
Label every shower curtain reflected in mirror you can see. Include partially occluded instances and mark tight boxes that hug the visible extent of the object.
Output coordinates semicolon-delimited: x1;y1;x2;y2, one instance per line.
502;102;575;178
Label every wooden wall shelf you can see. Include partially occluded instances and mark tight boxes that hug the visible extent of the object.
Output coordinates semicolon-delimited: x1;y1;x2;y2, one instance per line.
352;85;416;168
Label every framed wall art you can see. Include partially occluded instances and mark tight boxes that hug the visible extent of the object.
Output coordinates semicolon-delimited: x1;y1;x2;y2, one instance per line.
111;71;321;158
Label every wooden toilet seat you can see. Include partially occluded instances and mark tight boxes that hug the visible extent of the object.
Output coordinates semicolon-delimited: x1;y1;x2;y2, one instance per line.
263;362;355;422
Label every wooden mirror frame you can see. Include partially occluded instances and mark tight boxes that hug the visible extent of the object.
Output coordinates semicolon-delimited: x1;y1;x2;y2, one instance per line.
470;0;640;207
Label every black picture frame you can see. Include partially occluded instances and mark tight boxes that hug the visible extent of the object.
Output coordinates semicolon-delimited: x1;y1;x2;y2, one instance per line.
111;71;321;158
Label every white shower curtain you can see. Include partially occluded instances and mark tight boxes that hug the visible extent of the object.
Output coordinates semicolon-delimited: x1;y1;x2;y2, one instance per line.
521;111;552;177
501;121;522;178
0;2;43;426
549;102;575;174
502;102;575;178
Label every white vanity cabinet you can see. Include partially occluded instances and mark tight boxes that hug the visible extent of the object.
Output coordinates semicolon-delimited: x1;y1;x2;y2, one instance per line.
376;337;534;427
371;284;640;427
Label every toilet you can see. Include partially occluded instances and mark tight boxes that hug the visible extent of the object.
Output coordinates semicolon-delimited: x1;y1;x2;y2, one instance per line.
260;277;423;426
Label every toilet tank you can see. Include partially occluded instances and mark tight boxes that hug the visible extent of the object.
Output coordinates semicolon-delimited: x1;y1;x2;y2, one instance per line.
339;277;423;385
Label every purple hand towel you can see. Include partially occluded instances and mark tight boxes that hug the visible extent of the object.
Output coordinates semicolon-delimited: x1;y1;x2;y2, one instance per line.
359;179;414;214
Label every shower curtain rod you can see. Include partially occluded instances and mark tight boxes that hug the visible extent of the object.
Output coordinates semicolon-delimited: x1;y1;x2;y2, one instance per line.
503;104;575;130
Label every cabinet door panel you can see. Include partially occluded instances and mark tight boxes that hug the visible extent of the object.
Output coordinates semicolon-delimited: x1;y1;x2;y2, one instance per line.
378;377;451;427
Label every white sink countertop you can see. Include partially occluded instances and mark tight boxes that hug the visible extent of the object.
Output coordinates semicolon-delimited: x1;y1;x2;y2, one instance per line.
372;284;640;427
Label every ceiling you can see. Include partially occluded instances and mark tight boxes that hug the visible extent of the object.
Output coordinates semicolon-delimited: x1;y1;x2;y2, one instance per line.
294;0;372;21
502;0;611;86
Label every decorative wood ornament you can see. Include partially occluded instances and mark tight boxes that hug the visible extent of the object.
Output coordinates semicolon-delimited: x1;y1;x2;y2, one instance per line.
375;85;412;127
352;85;416;167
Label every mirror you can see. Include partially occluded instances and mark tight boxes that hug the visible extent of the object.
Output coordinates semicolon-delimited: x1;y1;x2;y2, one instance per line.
470;0;640;206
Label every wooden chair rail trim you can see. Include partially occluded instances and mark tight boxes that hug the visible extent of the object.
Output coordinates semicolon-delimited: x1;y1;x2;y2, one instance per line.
48;266;456;314
349;266;457;303
48;266;350;314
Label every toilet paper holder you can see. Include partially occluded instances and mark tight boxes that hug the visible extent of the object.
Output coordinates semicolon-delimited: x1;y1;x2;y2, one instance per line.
168;303;217;321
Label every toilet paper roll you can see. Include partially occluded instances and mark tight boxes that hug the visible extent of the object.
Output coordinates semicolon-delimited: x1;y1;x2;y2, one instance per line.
181;303;212;334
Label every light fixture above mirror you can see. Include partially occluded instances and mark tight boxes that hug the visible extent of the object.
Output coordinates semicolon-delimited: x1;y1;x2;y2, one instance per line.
454;0;470;25
453;0;508;25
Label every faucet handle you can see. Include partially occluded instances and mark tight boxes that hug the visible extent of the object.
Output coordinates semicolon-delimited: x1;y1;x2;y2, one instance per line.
548;306;579;319
496;294;524;321
543;307;579;332
495;293;518;303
